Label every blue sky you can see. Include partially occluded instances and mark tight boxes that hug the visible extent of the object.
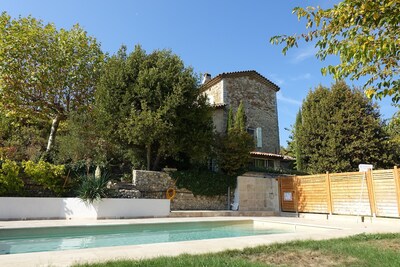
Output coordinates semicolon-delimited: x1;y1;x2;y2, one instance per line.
2;0;397;147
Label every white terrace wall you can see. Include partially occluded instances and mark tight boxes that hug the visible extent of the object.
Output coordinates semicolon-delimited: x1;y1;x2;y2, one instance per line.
133;170;228;210
0;198;170;220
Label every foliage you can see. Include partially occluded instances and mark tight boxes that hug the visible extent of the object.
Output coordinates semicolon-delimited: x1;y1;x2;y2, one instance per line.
227;107;234;133
76;173;110;203
215;104;254;175
170;169;236;196
0;110;48;161
0;159;23;195
0;12;104;153
271;0;400;102
233;101;246;132
293;109;304;171
95;45;213;171
56;111;108;165
292;81;396;174
23;160;66;195
215;130;254;175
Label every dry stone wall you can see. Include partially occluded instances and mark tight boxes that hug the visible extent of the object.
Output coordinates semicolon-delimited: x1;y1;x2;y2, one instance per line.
130;170;229;210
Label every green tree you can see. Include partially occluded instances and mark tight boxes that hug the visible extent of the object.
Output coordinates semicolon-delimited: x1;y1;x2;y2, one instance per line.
0;109;48;161
292;109;304;172
227;107;234;133
294;81;394;174
271;0;400;101
216;105;254;175
0;13;104;156
234;101;246;132
95;45;213;170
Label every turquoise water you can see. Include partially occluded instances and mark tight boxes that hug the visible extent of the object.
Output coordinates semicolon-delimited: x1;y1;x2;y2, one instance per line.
0;220;288;255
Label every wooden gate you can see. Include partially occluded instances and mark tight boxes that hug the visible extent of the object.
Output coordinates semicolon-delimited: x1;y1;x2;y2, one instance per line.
279;176;296;212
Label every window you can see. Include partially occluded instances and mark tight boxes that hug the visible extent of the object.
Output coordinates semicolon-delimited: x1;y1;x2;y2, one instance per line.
208;159;218;172
246;127;255;137
256;127;262;148
254;159;264;168
266;160;275;169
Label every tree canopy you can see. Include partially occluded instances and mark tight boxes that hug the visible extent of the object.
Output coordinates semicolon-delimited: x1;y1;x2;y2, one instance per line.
292;81;396;174
0;12;104;155
271;0;400;102
95;45;214;171
216;104;254;175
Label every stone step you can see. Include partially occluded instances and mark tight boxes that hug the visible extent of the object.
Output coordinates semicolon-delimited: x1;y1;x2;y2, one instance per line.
169;210;278;217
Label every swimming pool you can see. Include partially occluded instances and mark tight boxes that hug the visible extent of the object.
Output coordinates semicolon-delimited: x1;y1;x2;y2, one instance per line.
0;220;291;255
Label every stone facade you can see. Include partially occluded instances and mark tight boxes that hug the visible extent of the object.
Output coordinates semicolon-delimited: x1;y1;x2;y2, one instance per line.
131;170;229;210
236;174;280;212
201;70;282;168
171;189;229;210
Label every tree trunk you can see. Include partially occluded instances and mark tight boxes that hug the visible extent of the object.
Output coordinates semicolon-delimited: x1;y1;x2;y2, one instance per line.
146;144;151;171
46;115;60;153
152;152;162;171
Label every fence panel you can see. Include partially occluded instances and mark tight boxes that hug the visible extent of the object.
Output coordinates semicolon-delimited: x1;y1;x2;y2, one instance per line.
296;174;328;213
372;170;399;217
329;172;371;215
279;168;400;218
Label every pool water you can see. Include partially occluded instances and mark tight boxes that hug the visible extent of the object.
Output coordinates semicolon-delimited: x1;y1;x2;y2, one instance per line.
0;220;289;255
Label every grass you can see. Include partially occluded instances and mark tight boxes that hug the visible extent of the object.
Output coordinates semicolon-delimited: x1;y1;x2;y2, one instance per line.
74;233;400;267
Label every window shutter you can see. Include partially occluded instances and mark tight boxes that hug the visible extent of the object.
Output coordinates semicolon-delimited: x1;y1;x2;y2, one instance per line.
256;127;262;148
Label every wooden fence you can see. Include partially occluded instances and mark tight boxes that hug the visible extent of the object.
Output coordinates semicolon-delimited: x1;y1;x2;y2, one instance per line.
279;167;400;218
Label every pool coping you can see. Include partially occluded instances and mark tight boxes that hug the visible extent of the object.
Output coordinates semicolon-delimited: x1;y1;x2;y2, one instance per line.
1;216;400;267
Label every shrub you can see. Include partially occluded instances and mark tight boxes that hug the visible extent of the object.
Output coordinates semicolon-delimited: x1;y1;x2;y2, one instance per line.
170;169;236;196
23;160;66;195
76;173;110;203
0;159;23;195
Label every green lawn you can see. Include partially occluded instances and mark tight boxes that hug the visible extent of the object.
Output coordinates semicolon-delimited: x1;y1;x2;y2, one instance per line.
74;233;400;267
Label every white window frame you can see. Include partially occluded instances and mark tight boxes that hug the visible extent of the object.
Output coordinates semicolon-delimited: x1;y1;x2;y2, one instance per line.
256;127;262;148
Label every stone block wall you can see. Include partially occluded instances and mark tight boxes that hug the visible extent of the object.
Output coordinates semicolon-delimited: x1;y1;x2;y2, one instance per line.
237;174;279;212
202;74;280;154
224;76;280;154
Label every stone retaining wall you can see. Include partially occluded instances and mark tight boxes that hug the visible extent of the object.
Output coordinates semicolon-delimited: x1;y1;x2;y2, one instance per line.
132;170;229;210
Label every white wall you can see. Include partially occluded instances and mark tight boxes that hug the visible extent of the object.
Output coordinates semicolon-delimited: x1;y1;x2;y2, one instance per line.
0;198;170;220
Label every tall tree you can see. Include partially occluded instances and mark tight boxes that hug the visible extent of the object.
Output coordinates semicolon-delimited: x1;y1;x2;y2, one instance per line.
227;107;234;133
216;104;254;175
0;13;104;156
292;109;304;171
234;101;246;132
295;81;394;174
95;45;213;170
271;0;400;101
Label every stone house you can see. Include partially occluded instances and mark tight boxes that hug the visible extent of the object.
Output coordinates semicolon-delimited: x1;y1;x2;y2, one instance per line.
201;70;284;170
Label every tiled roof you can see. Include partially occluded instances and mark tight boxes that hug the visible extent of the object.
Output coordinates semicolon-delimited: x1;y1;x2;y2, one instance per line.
212;103;226;108
250;151;284;159
200;70;280;92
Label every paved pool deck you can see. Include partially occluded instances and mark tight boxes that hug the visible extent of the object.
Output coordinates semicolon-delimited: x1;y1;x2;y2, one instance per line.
1;214;400;267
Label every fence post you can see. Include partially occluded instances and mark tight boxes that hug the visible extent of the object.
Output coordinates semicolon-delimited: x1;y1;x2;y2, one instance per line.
293;176;299;217
325;171;333;215
278;177;283;212
366;169;377;217
393;166;400;217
